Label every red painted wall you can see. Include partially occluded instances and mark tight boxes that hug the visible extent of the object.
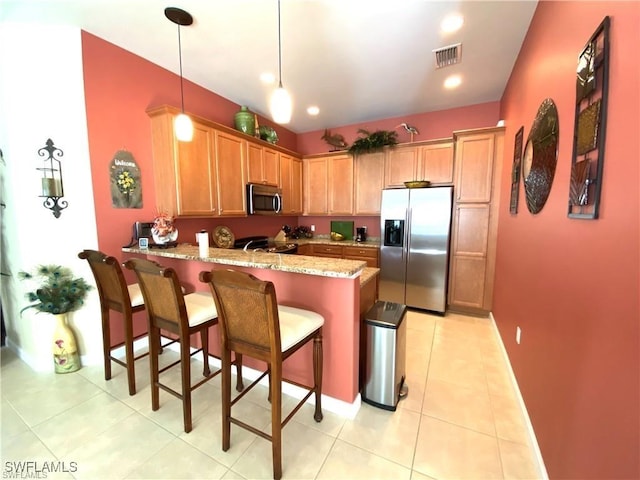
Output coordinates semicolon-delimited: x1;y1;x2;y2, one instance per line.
81;31;298;260
296;102;500;155
494;2;639;478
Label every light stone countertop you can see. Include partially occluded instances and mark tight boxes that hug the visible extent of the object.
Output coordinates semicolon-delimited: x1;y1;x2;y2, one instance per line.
122;244;367;279
359;267;380;287
291;236;380;249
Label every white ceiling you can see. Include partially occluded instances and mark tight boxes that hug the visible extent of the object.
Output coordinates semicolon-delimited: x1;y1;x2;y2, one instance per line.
2;0;537;133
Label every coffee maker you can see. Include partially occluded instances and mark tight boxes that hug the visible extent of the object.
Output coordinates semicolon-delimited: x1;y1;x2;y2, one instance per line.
356;226;367;242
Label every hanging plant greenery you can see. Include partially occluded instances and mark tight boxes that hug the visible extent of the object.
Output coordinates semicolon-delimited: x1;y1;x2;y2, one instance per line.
348;129;398;155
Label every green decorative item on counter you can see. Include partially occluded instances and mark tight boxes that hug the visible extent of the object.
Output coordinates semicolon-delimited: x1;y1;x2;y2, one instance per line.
348;129;398;156
234;106;255;136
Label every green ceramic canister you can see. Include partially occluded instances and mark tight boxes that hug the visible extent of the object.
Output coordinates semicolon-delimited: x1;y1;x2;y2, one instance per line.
234;106;255;136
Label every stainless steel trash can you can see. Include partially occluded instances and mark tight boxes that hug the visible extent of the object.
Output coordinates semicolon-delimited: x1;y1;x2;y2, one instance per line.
362;301;408;411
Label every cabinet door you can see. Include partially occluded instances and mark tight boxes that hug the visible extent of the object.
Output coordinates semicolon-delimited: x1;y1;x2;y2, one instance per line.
385;146;419;187
454;132;495;202
263;147;280;186
214;130;246;216
328;154;354;215
175;124;218;216
280;153;302;215
246;143;279;186
420;141;454;185
246;143;264;185
304;157;328;215
355;151;385;215
448;204;490;309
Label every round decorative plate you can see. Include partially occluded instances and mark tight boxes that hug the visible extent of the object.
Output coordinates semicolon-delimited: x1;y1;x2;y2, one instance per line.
404;180;431;188
213;226;235;249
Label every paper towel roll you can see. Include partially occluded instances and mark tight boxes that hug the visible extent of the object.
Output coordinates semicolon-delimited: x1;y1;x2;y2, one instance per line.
196;231;209;257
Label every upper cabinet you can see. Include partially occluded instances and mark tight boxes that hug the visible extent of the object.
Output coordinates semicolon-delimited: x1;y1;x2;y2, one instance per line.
148;108;218;217
147;105;299;218
280;153;303;215
354;151;385;215
383;139;453;188
454;132;495;203
247;143;279;186
214;130;246;216
420;140;454;185
303;153;353;215
384;146;419;188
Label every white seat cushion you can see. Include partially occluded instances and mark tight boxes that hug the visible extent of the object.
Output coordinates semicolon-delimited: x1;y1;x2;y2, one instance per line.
184;291;218;327
128;283;144;308
278;305;324;352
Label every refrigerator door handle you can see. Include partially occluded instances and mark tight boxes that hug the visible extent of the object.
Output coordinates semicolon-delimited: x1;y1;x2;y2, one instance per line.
404;208;411;261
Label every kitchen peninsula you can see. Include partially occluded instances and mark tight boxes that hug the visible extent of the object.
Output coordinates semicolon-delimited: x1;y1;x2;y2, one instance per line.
122;244;379;416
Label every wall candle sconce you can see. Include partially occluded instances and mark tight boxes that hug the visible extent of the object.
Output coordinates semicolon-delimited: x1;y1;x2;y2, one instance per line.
37;138;68;218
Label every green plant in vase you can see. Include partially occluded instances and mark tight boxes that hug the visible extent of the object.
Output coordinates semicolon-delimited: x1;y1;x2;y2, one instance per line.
19;265;92;373
348;129;398;156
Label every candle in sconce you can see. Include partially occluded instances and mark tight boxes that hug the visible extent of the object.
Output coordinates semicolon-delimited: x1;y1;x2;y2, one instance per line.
42;178;63;197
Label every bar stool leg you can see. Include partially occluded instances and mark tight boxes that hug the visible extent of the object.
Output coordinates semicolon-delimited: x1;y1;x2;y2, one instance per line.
314;334;323;422
181;336;193;433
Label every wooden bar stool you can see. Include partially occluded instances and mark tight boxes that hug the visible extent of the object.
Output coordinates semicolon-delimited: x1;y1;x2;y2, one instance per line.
125;257;231;433
78;249;173;395
200;268;324;480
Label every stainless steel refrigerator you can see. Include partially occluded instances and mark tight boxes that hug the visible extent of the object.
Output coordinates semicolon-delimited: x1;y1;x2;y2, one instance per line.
379;187;453;313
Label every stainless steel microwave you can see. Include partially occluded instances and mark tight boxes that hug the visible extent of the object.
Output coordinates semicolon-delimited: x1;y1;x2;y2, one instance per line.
247;183;282;215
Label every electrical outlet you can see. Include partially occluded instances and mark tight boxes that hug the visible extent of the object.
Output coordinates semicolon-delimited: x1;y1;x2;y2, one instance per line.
310;225;315;232
516;326;522;345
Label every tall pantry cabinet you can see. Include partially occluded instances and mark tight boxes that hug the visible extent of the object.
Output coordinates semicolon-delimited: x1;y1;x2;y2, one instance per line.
448;127;504;313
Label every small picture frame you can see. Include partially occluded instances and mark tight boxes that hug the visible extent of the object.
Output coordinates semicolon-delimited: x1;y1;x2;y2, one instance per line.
138;237;149;249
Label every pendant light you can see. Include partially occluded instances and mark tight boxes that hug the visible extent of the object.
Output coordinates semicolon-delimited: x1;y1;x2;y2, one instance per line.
165;7;194;142
270;0;292;124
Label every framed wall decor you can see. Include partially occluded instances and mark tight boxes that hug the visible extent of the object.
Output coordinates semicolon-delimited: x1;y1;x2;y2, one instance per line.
568;16;610;219
522;98;560;215
509;126;524;214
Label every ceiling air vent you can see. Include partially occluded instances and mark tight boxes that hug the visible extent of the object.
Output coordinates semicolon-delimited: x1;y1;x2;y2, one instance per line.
433;43;462;69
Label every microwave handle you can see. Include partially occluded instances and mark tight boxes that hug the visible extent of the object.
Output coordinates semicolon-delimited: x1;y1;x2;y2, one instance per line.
273;193;282;213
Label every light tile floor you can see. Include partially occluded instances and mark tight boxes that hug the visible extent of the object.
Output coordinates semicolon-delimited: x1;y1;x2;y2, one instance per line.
1;310;543;479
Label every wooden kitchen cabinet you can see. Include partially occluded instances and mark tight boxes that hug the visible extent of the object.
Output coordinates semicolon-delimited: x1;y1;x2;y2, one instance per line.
279;153;303;215
454;131;496;202
384;146;419;188
354;151;385;215
448;127;504;313
303;153;353;215
247;143;279;186
303;156;328;215
328;154;354;215
306;243;379;268
213;130;246;216
148;108;218;216
310;244;343;259
343;246;379;268
420;140;454;185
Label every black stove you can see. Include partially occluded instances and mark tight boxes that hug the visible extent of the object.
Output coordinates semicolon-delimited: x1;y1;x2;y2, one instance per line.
233;236;298;254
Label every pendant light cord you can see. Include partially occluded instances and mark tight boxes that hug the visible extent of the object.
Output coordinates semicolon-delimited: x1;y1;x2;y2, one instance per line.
177;24;185;113
277;0;283;88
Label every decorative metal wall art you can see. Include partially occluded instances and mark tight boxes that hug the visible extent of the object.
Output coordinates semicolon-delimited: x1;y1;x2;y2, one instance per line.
569;16;610;219
522;99;560;214
110;150;142;208
37;139;68;218
509;126;524;214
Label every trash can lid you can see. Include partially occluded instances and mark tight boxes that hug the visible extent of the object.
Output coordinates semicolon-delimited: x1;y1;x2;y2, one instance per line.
364;301;407;329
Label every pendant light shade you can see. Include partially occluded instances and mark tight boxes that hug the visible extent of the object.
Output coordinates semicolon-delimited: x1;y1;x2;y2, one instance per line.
174;113;194;141
270;82;292;124
270;0;292;124
165;7;194;142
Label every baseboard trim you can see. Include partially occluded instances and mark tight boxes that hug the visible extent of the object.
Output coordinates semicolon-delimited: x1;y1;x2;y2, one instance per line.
489;312;549;479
